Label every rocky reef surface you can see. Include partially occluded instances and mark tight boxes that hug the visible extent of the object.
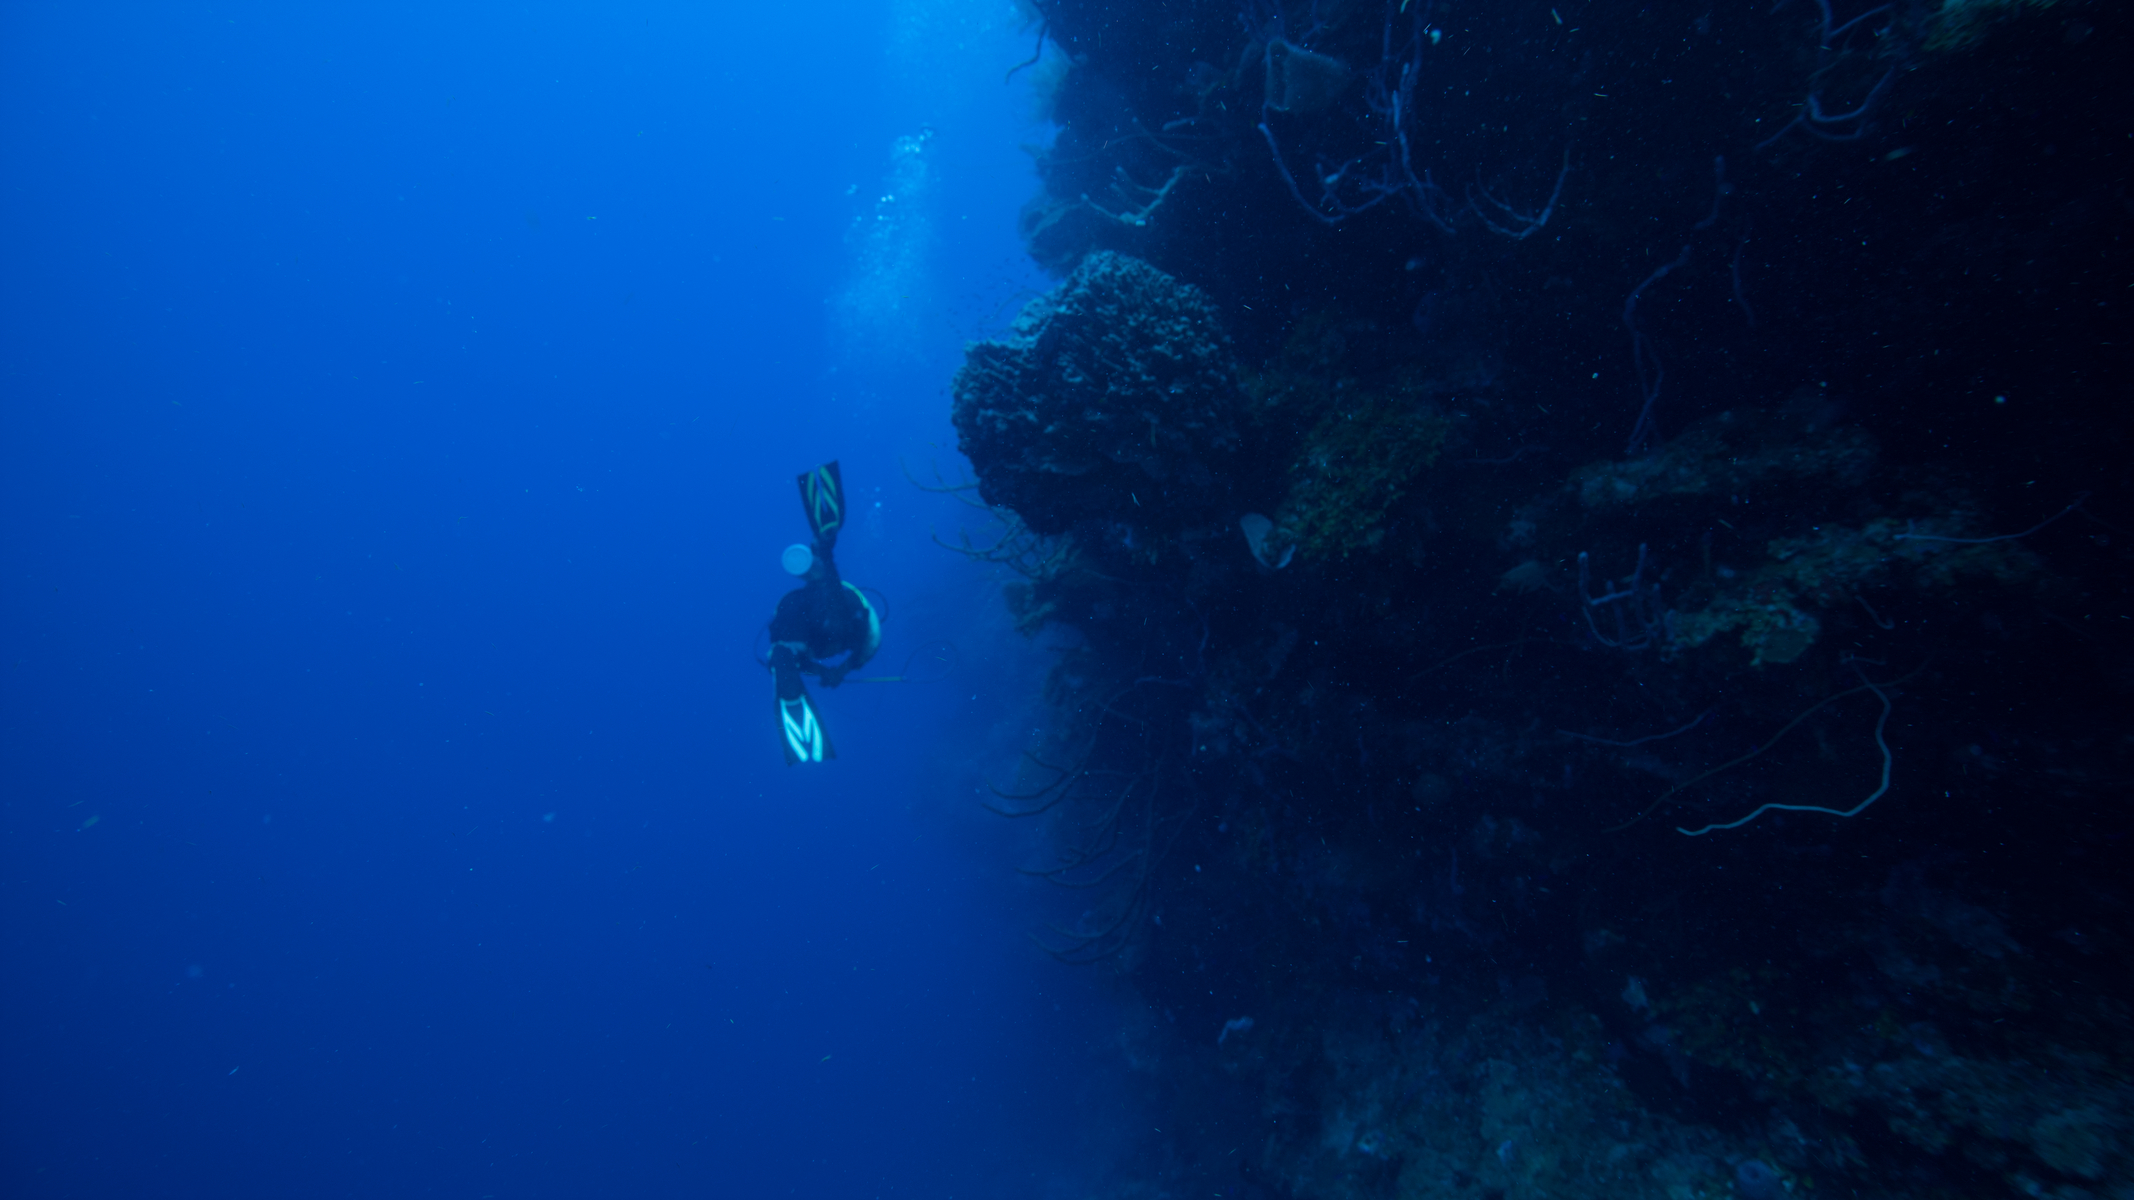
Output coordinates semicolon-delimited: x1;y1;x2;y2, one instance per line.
943;1;2131;1196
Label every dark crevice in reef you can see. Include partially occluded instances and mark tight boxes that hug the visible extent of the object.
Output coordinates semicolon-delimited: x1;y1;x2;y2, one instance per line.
945;1;2132;1196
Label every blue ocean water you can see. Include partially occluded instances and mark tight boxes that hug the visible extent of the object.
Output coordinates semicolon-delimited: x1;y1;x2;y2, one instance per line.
1;3;1124;1196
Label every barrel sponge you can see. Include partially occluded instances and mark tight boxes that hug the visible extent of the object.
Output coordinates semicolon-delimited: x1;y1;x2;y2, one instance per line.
1264;39;1351;115
951;252;1242;536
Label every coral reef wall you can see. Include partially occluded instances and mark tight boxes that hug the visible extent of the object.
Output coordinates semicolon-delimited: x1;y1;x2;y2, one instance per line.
946;1;2132;1197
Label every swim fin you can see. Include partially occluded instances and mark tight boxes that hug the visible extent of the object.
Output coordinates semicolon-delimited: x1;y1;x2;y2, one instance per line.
772;649;835;765
797;461;845;551
777;691;833;765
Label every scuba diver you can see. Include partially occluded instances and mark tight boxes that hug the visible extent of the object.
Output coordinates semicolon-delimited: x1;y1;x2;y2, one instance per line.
767;461;880;764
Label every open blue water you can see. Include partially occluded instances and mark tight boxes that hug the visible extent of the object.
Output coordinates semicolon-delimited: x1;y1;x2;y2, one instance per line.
1;3;1125;1195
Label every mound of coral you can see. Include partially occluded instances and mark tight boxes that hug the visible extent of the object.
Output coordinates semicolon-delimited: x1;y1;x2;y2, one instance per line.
952;250;1243;536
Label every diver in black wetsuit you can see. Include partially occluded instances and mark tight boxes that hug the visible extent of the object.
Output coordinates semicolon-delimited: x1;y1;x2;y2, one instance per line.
768;461;880;764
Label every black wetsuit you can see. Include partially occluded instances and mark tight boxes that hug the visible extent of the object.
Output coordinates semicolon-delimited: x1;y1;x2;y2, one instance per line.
768;541;876;692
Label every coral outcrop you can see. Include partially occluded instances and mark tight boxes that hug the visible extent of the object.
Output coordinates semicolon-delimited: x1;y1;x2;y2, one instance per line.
951;251;1243;537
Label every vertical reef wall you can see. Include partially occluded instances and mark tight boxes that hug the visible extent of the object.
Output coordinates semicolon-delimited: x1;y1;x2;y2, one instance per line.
944;1;2131;1197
